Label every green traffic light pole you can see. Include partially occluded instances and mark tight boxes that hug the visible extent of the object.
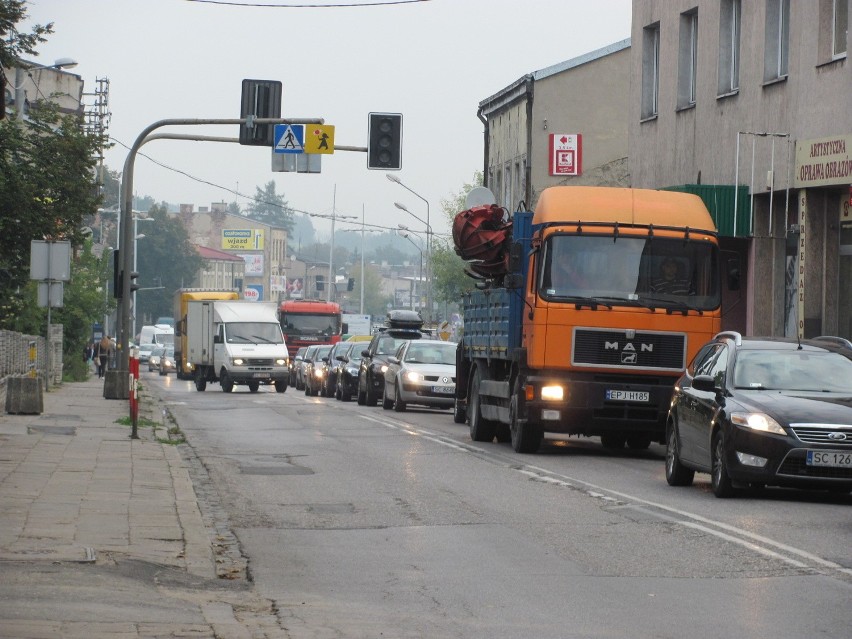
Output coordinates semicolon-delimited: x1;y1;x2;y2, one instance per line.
109;117;330;417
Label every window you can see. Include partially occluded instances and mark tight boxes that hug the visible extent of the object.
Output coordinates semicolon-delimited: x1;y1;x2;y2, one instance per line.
678;9;699;108
718;0;741;94
833;0;848;58
764;0;790;82
641;23;661;119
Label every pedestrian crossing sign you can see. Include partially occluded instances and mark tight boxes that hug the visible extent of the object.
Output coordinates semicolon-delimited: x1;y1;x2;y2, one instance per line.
274;124;304;154
304;125;335;154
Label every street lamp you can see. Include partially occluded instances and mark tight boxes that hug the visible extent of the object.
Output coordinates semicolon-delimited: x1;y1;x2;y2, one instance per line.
398;231;423;312
386;174;431;323
132;217;155;341
13;57;79;120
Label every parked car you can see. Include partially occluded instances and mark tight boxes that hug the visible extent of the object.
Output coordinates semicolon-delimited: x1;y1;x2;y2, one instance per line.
295;345;318;391
321;341;353;398
158;345;176;376
335;343;363;402
289;347;307;388
382;340;458;412
137;343;156;364
666;331;852;497
148;346;165;372
358;310;425;406
304;344;333;397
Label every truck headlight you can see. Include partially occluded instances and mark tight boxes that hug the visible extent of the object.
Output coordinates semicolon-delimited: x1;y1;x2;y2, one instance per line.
541;385;564;401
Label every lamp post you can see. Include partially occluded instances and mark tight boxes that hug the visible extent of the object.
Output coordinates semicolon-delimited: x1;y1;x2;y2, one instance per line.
398;231;423;312
386;174;432;323
14;57;79;121
132;217;154;341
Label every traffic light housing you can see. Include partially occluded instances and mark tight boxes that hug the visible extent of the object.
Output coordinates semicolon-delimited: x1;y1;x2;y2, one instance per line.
315;274;324;291
128;271;140;294
239;79;282;146
368;112;402;170
347;277;355;292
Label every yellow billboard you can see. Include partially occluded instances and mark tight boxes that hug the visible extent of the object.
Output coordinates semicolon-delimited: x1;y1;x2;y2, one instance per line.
222;229;265;251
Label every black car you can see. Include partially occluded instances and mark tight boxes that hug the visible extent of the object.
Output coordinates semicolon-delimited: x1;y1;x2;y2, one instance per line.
321;341;353;398
335;343;363;402
289;347;307;388
358;310;424;406
666;331;852;497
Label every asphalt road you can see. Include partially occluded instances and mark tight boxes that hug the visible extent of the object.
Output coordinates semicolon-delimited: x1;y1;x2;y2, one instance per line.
149;371;852;639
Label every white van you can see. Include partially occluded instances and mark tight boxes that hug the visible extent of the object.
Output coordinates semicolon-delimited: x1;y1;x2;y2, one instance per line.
138;324;174;346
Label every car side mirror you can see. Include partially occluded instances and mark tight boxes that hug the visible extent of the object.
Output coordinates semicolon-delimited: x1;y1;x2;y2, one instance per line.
361;349;370;358
692;374;719;393
336;355;345;362
388;356;399;365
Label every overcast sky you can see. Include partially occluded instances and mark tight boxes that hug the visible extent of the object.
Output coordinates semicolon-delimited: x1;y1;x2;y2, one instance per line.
24;0;631;239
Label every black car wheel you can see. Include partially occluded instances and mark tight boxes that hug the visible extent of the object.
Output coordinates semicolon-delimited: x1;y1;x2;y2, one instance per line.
711;431;736;498
665;422;694;486
365;374;378;407
453;398;466;424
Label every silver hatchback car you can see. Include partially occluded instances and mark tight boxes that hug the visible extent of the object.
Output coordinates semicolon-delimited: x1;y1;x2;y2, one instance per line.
382;339;457;412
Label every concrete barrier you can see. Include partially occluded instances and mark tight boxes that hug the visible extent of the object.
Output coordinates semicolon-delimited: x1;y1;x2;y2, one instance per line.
5;376;44;414
103;369;129;400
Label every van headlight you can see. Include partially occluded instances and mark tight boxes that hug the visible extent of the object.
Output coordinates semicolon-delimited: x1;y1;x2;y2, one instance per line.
276;358;287;366
231;358;245;366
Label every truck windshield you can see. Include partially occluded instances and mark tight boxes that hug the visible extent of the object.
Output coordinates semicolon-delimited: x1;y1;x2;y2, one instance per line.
225;322;284;344
280;313;342;337
540;234;720;311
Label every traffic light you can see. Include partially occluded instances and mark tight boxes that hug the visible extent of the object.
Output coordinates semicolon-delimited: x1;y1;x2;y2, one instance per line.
367;112;402;170
347;277;355;292
129;271;140;294
239;79;282;146
315;274;324;291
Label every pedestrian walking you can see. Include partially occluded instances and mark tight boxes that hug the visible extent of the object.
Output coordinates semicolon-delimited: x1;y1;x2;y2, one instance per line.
95;335;113;378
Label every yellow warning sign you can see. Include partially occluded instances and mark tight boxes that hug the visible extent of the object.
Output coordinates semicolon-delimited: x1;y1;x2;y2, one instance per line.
304;125;335;154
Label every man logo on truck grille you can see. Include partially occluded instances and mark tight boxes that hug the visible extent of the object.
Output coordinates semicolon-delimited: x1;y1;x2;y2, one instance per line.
605;340;653;365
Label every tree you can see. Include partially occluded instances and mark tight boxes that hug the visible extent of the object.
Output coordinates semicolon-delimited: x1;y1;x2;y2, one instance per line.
245;180;293;232
0;100;102;330
0;1;53;69
134;204;204;328
348;263;391;317
431;172;484;309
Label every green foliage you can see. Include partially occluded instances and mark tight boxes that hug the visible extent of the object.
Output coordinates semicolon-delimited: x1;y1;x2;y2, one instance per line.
347;263;391;317
245;180;294;232
431;172;484;308
0;0;53;68
134;204;204;328
0;100;102;329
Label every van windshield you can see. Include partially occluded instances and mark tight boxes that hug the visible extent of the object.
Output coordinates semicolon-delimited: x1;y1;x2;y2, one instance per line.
225;322;285;344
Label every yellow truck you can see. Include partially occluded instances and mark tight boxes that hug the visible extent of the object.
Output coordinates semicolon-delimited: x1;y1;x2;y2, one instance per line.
173;288;239;379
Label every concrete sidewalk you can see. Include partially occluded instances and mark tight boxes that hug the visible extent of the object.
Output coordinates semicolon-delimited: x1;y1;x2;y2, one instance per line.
0;374;277;638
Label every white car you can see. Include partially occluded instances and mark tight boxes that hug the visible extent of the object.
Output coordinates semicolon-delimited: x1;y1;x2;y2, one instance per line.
137;343;157;363
148;346;164;372
382;339;457;412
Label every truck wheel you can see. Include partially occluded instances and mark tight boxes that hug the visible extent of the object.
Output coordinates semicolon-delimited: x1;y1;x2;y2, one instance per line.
453;399;466;424
468;369;497;442
509;389;542;453
393;381;406;412
275;380;287;393
195;373;207;392
248;381;260;393
220;371;234;393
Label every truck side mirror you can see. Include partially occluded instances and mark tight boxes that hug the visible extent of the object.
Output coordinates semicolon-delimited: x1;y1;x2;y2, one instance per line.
508;241;523;272
504;273;524;289
727;257;741;291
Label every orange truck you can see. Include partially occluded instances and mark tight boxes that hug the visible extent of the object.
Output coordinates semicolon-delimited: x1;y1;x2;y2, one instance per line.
277;299;342;358
173;288;239;379
454;186;737;454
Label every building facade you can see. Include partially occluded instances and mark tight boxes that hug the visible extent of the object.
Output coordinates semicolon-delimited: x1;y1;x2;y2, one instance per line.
630;0;851;340
478;39;631;211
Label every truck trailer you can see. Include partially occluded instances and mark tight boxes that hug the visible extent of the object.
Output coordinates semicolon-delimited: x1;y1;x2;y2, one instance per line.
187;300;289;393
454;186;738;454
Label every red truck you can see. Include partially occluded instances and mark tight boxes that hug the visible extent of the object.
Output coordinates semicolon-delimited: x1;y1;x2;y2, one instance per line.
278;299;342;358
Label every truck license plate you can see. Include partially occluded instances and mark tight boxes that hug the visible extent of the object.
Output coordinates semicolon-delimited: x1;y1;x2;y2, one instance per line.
606;390;649;403
806;450;852;468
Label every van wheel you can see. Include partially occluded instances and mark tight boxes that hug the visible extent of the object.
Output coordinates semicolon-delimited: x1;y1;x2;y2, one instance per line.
248;381;260;393
220;371;234;393
275;380;287;393
195;373;207;392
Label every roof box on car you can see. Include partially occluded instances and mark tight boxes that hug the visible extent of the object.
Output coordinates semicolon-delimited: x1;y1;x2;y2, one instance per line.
386;309;424;330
